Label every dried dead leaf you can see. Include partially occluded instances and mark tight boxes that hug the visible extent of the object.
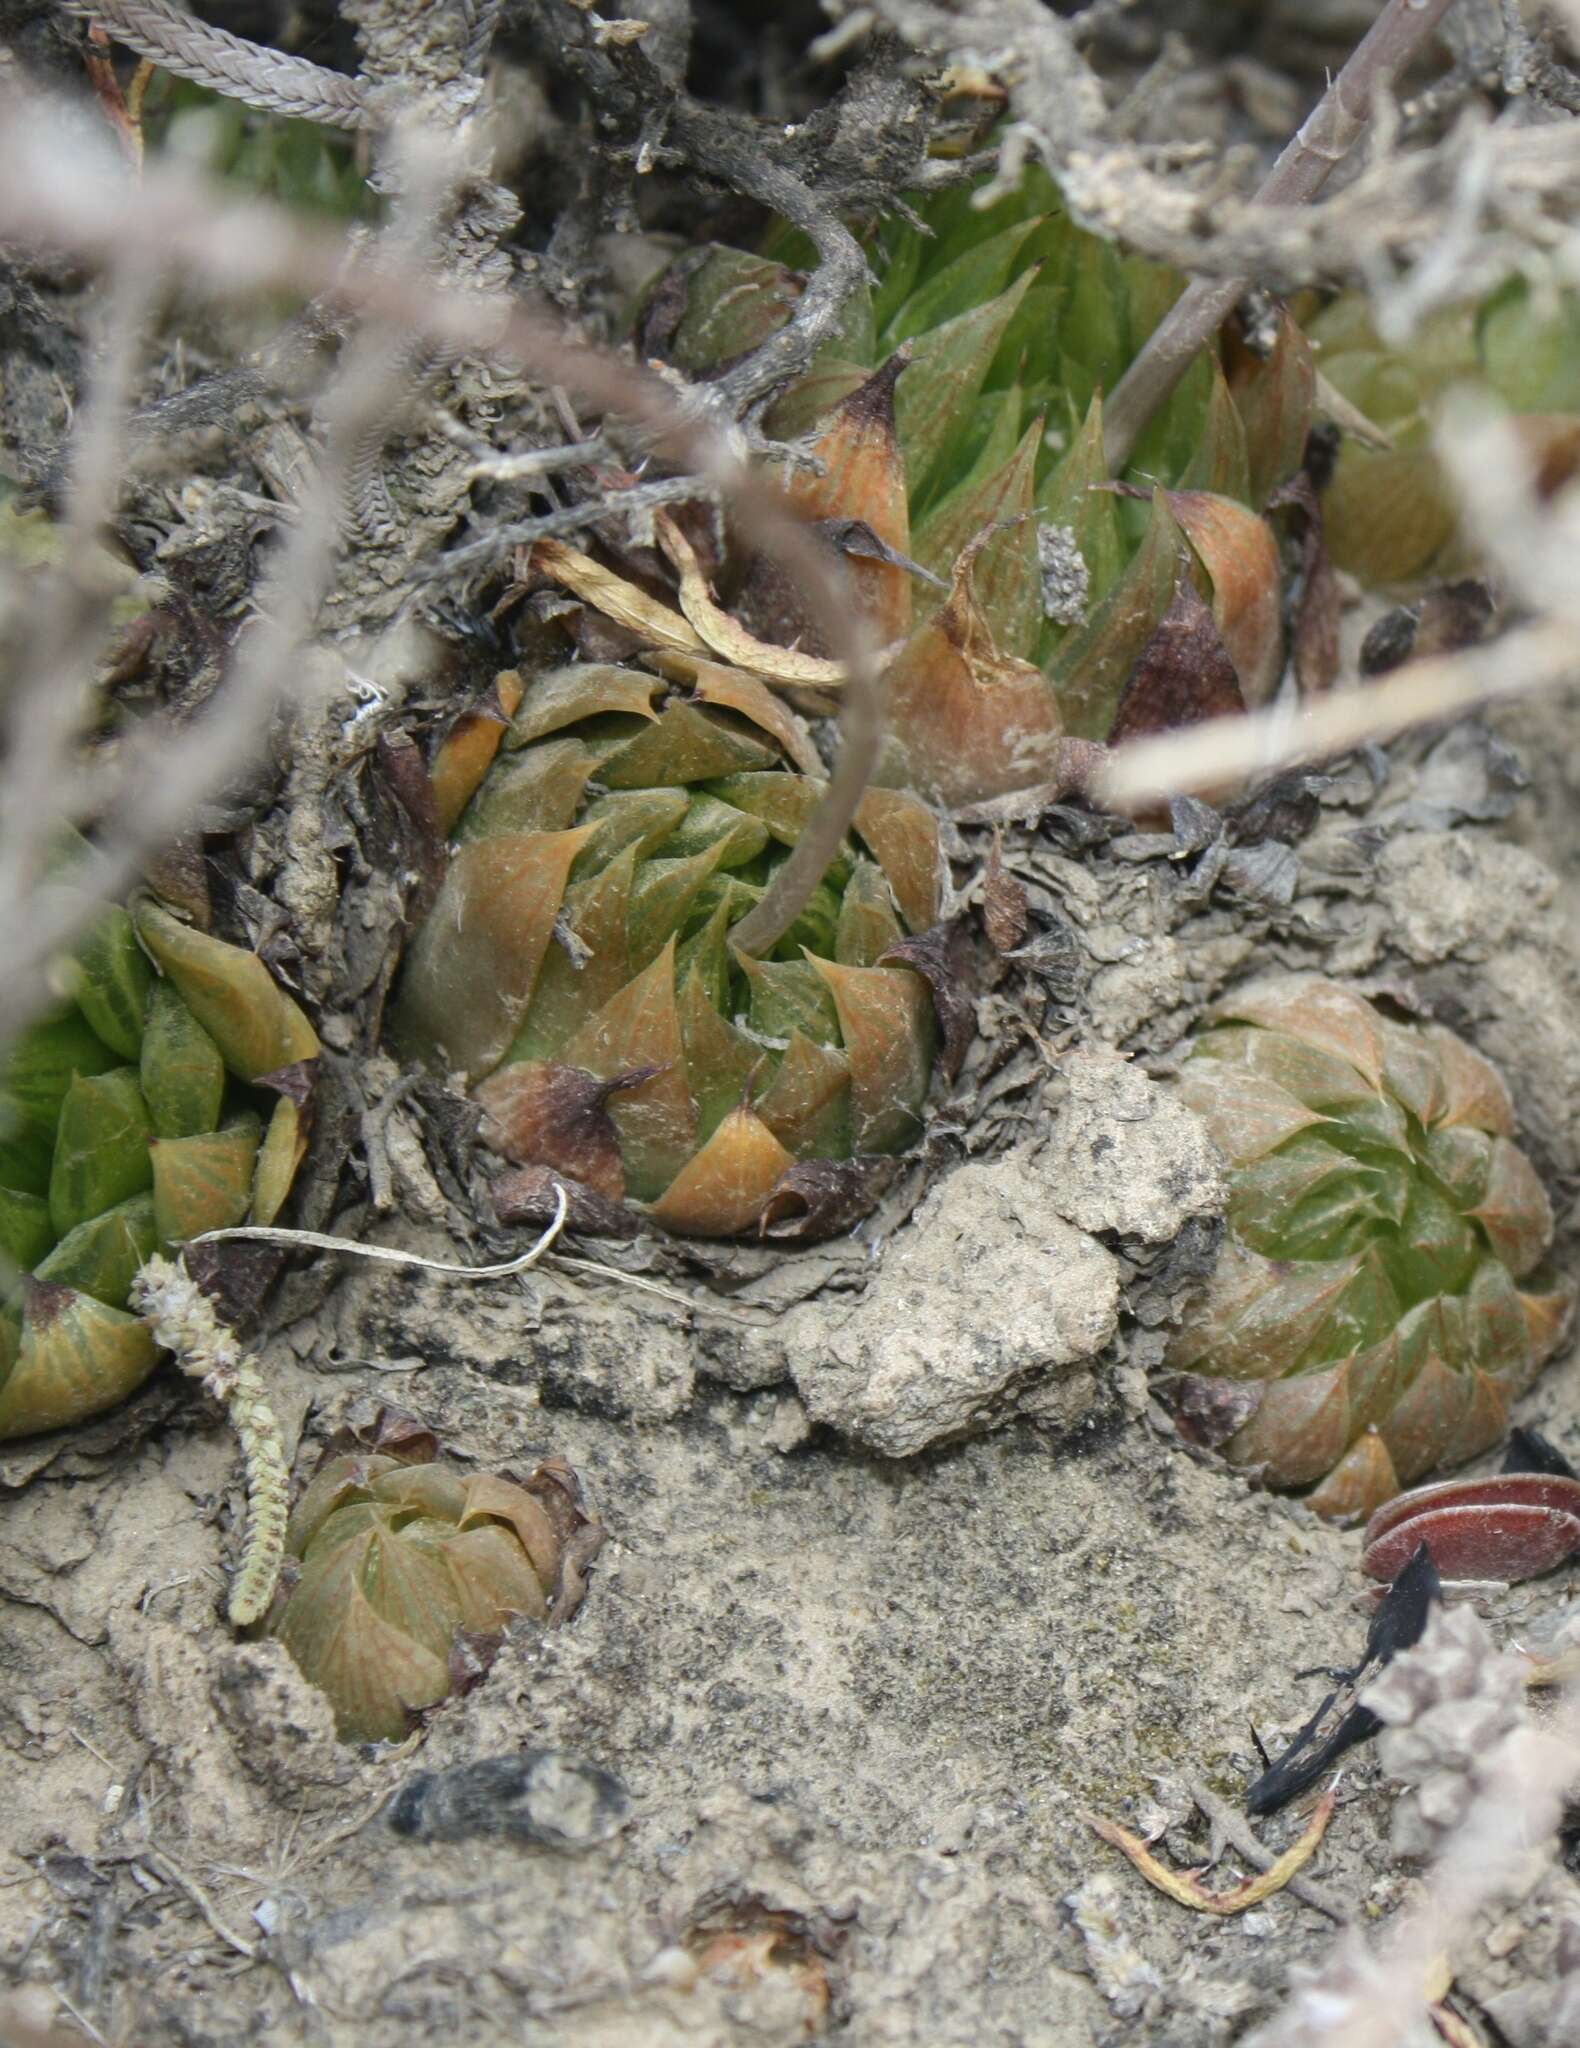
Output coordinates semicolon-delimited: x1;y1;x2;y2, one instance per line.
1107;579;1247;750
759;1157;894;1240
982;831;1028;953
1267;472;1340;696
654;510;850;687
881;921;974;1081
528;536;707;654
476;1059;662;1201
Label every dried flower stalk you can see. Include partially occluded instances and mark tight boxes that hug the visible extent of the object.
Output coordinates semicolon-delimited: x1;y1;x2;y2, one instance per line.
130;1253;289;1626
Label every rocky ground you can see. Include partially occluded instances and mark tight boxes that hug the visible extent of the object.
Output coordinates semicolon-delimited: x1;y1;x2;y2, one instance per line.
4;686;1580;2046
6;3;1580;2042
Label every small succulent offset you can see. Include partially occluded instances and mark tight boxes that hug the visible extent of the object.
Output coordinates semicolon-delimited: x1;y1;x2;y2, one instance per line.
0;899;318;1440
1168;979;1572;1520
391;667;949;1238
643;162;1309;798
270;1428;602;1743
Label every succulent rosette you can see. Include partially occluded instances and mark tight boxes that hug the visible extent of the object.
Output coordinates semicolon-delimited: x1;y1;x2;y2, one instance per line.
640;161;1311;797
1306;279;1580;587
1169;978;1572;1520
391;663;948;1237
0;900;318;1439
272;1438;601;1742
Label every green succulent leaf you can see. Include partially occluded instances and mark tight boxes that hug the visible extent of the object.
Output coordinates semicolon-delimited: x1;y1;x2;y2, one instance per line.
68;908;154;1061
1;903;315;1441
0;1281;159;1439
134;905;320;1083
1053;486;1183;739
0;1187;54;1275
151;1115;262;1251
140;980;227;1140
49;1068;154;1239
897;274;1038;510
33;1194;158;1310
3;1007;120;1140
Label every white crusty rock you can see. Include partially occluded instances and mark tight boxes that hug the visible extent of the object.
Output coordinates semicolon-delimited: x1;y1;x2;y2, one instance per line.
1042;1045;1225;1242
789;1150;1121;1456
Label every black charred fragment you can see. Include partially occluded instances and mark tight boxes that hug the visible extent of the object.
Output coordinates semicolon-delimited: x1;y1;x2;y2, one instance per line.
1244;1543;1441;1816
388;1751;631;1851
1504;1426;1580;1480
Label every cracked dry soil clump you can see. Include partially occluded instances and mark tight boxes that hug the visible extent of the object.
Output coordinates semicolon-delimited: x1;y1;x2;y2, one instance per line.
4;709;1580;2044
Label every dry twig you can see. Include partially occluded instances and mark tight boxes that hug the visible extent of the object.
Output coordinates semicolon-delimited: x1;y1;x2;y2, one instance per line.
1085;1786;1339;1917
1102;0;1459;468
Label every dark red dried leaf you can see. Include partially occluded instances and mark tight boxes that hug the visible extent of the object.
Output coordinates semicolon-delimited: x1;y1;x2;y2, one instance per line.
1169;1372;1265;1450
520;1456;607;1622
981;831;1028;954
375;731;446;913
254;1057;318;1109
329;1400;442;1465
446;1626;507;1700
377;730;442;844
1267;472;1339;696
491;1163;641;1240
880;920;974;1081
758;1156;896;1241
180;1236;285;1333
475;1060;662;1202
1107;578;1247;747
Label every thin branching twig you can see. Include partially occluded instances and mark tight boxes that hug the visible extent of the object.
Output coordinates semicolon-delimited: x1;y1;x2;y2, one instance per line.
1102;0;1459;468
